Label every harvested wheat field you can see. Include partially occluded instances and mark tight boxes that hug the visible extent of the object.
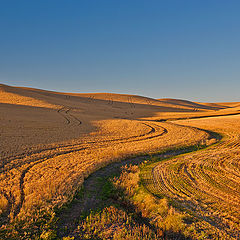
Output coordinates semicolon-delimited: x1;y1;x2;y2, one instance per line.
141;115;240;239
0;84;240;239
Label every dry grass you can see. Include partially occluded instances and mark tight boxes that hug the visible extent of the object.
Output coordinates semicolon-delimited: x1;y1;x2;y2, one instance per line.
0;84;240;238
142;115;240;239
76;206;163;240
0;195;8;215
112;165;186;235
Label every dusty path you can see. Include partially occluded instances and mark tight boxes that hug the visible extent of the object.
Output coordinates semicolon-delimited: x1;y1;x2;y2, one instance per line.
0;120;168;224
2;84;240;239
57;123;219;238
56;148;192;238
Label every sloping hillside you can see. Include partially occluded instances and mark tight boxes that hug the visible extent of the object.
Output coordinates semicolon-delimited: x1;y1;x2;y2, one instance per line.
0;84;240;239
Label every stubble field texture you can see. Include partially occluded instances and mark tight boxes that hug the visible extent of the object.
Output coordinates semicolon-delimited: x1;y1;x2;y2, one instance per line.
0;84;239;239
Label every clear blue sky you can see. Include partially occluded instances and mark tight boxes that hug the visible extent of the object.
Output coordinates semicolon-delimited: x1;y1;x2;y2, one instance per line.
1;0;240;102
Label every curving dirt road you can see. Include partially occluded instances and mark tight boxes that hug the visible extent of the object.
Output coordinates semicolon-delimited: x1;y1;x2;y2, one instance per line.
0;120;170;223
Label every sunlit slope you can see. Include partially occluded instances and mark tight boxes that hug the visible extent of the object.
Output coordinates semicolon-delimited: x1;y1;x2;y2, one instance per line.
0;84;229;113
1;83;239;160
1;84;240;238
0;83;239;159
0;84;214;226
150;98;240;121
0;84;58;109
158;98;226;110
143;115;240;238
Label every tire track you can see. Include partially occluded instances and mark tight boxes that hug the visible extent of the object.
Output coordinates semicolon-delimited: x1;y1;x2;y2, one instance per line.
0;106;83;169
57;107;82;126
143;118;240;238
0;122;165;173
107;95;114;105
128;96;135;108
13;146;87;218
3;121;168;220
67;108;82;125
57;107;70;124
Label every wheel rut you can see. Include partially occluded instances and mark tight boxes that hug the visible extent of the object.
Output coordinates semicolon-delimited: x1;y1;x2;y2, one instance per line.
56;123;214;238
0;121;165;173
143;118;240;238
2;121;168;221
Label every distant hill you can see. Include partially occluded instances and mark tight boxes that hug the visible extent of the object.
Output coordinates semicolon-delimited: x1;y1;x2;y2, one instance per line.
0;83;232;112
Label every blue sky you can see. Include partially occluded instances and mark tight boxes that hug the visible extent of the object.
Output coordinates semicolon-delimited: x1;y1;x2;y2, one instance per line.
0;0;240;102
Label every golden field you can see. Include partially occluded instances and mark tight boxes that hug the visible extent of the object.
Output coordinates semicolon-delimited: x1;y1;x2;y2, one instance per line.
141;115;240;239
0;83;240;239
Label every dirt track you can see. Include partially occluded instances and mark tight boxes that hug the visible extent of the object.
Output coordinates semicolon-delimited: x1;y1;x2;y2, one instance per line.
1;84;240;239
